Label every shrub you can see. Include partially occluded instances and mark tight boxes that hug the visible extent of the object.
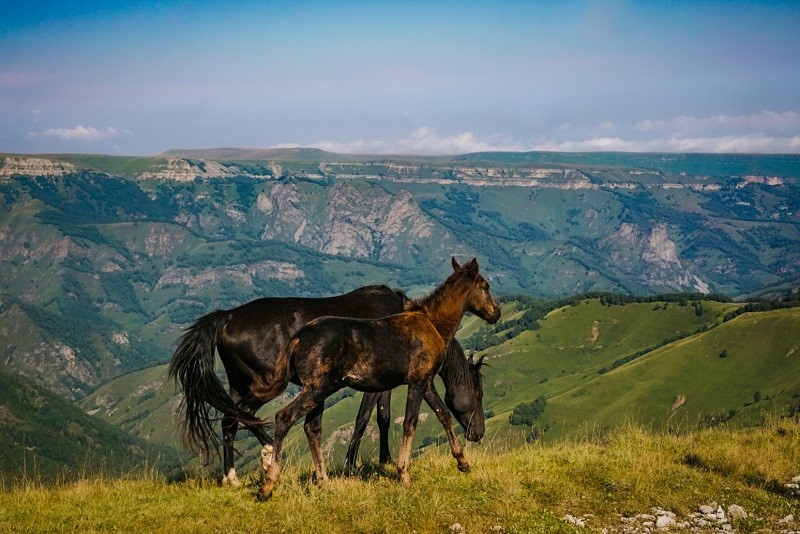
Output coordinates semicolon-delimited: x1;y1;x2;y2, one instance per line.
509;395;547;427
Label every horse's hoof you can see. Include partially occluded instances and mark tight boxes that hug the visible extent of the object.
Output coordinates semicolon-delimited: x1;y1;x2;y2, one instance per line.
458;464;471;473
256;489;272;502
221;468;242;487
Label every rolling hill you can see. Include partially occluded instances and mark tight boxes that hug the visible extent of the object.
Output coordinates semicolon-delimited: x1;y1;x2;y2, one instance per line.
0;367;180;484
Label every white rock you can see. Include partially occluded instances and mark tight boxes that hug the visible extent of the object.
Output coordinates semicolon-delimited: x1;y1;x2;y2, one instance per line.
792;475;800;483
779;514;794;523
656;515;676;528
449;523;464;533
727;504;747;520
722;524;732;531
699;505;715;514
562;515;585;528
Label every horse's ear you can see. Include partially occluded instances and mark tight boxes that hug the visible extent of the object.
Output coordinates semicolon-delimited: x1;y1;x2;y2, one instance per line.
466;258;479;273
475;355;487;368
452;256;461;271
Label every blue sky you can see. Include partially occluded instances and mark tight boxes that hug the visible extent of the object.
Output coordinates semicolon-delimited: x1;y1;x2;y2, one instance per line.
2;1;799;155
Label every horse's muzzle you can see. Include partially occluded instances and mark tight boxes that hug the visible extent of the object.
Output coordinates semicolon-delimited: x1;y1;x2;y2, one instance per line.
466;427;484;442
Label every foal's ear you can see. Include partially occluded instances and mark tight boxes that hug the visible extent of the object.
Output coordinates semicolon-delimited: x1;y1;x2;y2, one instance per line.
452;256;461;271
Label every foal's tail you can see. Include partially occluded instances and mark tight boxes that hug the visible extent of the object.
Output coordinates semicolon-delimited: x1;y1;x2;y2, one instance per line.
250;337;298;403
168;310;266;457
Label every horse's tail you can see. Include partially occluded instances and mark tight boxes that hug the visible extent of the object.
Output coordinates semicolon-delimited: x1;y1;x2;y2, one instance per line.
168;310;266;457
250;337;298;403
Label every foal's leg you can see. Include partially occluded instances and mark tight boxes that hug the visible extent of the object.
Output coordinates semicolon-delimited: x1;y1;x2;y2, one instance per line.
423;384;469;472
396;384;425;487
304;403;329;485
344;392;379;475
236;397;275;480
376;390;393;465
258;390;322;501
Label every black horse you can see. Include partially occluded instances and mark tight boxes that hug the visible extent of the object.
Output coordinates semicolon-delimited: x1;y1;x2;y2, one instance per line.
251;258;500;499
168;283;485;485
344;341;486;474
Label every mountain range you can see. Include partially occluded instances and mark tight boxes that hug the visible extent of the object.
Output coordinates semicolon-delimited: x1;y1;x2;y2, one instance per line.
0;149;798;478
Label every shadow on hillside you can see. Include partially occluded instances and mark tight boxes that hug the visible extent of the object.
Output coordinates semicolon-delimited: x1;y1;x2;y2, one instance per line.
297;462;398;484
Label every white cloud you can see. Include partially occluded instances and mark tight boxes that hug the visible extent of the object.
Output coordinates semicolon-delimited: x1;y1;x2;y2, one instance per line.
533;134;800;154
395;127;527;155
30;125;132;141
271;113;800;156
537;110;800;153
635;111;800;135
663;134;800;153
277;127;528;155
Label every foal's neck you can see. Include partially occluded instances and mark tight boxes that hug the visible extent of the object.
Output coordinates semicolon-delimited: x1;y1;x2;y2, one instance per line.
412;279;470;345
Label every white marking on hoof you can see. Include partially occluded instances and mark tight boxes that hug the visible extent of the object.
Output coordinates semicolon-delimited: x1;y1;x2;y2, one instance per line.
261;444;274;472
222;468;242;487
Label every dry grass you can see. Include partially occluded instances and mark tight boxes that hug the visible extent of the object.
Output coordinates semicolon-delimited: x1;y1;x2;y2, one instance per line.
2;419;798;533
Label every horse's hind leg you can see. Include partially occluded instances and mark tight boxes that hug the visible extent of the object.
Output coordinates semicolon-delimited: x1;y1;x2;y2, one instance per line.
344;392;379;475
396;384;425;487
304;404;329;485
221;414;241;486
376;390;393;465
423;384;469;472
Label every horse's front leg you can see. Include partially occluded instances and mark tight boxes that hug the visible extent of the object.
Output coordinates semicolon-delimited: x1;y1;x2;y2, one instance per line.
344;392;379;475
376;390;393;465
304;404;329;485
423;383;469;473
396;384;425;487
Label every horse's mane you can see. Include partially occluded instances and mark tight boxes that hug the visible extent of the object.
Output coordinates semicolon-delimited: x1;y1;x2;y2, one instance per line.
439;342;483;388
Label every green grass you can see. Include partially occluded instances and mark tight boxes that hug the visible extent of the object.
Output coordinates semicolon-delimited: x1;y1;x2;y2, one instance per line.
2;419;798;533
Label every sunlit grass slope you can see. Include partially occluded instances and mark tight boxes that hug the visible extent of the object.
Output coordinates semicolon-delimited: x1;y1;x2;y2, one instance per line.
2;420;798;533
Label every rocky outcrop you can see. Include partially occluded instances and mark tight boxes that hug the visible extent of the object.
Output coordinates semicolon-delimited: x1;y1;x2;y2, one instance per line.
260;182;440;262
155;260;304;292
0;157;76;179
316;184;435;261
603;223;710;293
138;158;246;181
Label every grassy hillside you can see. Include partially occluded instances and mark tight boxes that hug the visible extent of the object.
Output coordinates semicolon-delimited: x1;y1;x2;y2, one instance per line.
2;420;798;533
541;307;800;440
0;368;179;485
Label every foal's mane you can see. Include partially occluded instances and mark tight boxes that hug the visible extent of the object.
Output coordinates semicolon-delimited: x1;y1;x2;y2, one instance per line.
403;263;477;317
